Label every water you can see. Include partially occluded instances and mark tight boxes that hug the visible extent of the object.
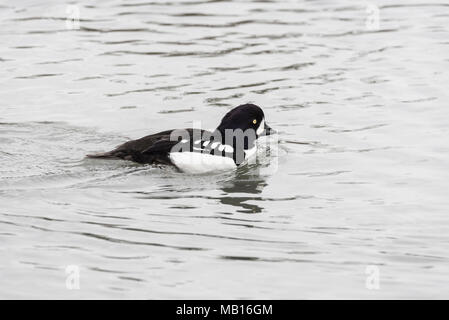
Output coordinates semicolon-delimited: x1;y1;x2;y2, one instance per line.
1;0;449;299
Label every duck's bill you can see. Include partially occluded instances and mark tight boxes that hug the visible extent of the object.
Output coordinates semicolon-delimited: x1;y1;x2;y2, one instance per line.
261;123;276;136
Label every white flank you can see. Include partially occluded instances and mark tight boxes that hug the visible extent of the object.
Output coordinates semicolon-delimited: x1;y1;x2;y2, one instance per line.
169;152;237;174
244;145;257;160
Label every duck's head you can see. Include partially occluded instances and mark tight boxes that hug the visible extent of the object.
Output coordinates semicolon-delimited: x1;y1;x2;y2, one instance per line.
215;103;274;138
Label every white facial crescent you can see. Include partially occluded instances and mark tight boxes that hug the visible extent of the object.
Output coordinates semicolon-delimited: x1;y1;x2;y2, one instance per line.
256;118;265;136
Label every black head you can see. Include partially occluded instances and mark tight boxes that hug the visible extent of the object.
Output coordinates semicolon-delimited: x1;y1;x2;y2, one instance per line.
215;103;274;137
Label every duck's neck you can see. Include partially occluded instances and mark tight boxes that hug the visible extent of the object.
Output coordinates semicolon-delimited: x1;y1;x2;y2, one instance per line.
211;128;257;150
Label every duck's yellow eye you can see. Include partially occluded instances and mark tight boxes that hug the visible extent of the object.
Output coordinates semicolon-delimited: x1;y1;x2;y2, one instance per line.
253;119;257;124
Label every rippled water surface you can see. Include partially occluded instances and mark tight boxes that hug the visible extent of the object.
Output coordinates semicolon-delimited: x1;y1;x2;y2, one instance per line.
1;0;449;299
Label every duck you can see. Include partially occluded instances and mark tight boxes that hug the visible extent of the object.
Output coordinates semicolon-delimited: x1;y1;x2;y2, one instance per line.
87;103;274;174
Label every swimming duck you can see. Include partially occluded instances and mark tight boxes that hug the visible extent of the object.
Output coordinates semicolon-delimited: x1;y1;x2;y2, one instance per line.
87;103;274;174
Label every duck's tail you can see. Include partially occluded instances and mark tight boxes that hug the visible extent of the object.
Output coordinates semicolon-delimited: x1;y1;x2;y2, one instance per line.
86;151;119;159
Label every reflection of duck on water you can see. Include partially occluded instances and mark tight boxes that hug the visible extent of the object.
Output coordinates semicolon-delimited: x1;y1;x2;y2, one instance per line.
217;165;268;214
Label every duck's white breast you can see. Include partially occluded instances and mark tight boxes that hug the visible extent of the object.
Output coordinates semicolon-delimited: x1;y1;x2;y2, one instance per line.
169;152;236;174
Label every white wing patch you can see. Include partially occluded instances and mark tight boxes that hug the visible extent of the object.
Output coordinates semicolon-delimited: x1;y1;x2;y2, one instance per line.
223;144;234;153
169;152;237;174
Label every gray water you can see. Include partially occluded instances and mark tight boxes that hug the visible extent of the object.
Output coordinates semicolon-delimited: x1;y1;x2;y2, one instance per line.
1;0;449;299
